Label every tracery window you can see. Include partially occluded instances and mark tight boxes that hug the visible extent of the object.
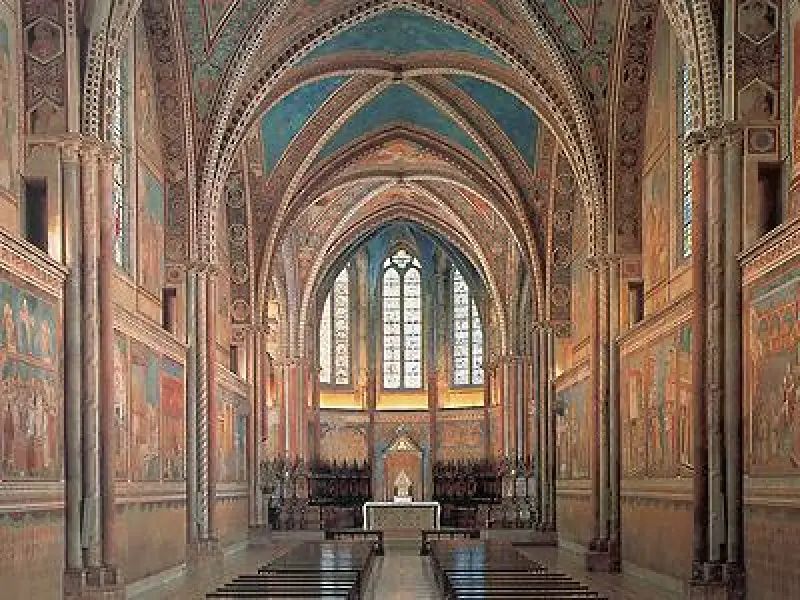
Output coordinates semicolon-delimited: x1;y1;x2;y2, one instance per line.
452;268;483;386
382;249;422;389
319;266;350;385
679;62;693;259
109;47;131;272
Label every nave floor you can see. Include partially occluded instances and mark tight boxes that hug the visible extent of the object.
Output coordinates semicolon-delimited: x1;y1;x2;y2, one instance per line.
130;534;683;600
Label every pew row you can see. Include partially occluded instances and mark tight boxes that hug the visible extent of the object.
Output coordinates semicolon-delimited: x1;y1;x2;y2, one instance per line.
429;539;608;600
206;541;376;599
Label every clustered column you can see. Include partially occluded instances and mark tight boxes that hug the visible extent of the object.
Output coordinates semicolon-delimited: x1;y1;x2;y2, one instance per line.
62;137;123;598
586;255;614;572
687;124;747;597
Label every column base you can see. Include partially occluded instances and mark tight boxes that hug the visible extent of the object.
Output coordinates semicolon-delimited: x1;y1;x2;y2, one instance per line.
585;538;621;573
63;566;124;600
688;562;746;600
187;538;223;570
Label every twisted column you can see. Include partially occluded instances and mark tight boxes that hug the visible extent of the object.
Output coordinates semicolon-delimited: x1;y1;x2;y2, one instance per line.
195;267;210;539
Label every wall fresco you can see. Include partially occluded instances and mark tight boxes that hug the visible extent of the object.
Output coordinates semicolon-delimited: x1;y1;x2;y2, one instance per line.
130;340;160;480
571;194;590;343
437;418;485;462
319;415;368;463
161;357;184;480
644;14;671;159
744;260;800;474
0;274;61;479
621;324;692;478
555;378;590;480
138;164;165;297
114;333;129;479
217;386;247;482
134;17;162;168
642;150;670;288
0;3;17;194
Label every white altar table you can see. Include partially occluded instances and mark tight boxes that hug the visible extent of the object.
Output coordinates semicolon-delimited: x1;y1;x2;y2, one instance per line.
362;501;441;531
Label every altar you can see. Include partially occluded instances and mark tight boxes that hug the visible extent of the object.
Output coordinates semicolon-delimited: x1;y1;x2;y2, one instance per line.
362;501;441;531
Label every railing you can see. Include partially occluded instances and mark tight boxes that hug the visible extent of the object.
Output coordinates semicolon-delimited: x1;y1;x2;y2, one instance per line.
324;528;385;556
420;527;480;555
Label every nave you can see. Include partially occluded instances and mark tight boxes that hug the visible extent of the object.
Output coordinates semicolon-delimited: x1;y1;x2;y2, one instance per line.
132;534;682;600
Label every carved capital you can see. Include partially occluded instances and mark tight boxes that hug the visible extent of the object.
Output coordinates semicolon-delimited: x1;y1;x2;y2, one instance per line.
684;129;709;159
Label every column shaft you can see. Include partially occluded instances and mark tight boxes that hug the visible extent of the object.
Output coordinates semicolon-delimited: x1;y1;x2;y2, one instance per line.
589;266;601;544
80;147;102;568
608;258;621;560
196;271;210;538
531;332;542;524
707;135;726;563
724;127;744;571
598;262;610;543
63;143;83;571
97;149;117;567
691;140;710;576
538;328;550;528
546;328;557;530
185;269;198;542
207;273;218;538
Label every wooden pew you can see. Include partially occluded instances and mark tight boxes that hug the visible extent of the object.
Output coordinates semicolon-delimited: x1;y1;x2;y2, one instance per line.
429;539;607;600
324;528;385;555
420;527;481;555
206;541;375;600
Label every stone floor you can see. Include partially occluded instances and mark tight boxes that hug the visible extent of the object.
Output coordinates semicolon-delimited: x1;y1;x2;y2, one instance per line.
364;540;439;599
129;535;685;600
518;546;685;600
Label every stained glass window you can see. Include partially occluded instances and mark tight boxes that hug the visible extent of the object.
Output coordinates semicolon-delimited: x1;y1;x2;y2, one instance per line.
452;268;483;385
680;62;693;259
109;46;131;272
318;267;350;385
382;249;422;389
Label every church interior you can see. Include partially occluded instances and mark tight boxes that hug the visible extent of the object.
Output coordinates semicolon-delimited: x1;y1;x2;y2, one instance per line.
0;0;798;598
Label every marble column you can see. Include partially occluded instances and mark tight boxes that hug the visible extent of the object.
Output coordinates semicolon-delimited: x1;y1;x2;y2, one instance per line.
587;264;601;549
206;270;218;539
538;326;551;529
250;327;263;527
531;329;542;525
428;369;438;465
688;132;710;582
195;267;210;540
62;140;83;574
483;363;492;459
546;326;557;531
706;131;726;569
185;267;199;543
608;257;622;569
598;260;610;547
723;124;745;588
80;142;102;570
97;145;119;571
